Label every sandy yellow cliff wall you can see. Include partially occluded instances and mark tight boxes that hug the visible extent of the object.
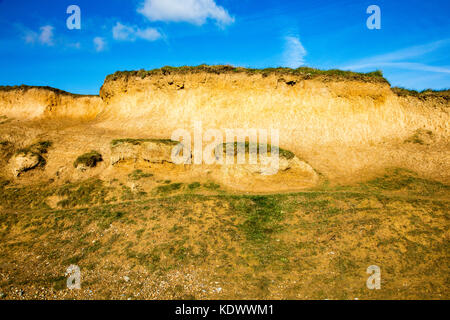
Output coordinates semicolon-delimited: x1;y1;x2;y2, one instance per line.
1;69;448;184
98;72;449;154
0;86;103;120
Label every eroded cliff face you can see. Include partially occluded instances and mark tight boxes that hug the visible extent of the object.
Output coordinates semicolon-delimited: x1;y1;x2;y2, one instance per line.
98;72;449;150
0;68;449;191
1;73;447;148
0;86;103;121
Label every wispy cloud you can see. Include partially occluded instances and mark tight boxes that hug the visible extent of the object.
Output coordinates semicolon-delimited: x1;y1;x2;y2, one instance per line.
93;37;106;52
342;39;450;74
39;25;54;46
282;36;307;68
137;0;234;27
112;22;161;42
23;25;54;46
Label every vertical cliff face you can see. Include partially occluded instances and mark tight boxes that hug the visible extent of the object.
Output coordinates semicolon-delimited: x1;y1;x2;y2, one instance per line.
98;71;448;152
0;86;103;121
0;67;448;186
1;70;447;149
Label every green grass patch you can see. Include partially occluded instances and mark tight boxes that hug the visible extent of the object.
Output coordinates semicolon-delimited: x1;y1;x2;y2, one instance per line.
73;150;103;168
0;84;98;97
105;65;388;84
392;87;450;100
111;138;178;147
128;169;153;181
203;182;220;190
361;168;449;195
56;179;111;208
221;142;295;160
404;129;433;145
233;195;285;242
154;183;184;194
187;182;201;190
16;141;52;155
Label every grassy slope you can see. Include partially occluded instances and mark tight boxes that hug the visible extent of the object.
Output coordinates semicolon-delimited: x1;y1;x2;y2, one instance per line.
0;169;448;300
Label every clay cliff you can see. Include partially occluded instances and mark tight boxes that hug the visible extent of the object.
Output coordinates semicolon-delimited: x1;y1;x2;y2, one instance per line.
0;66;448;192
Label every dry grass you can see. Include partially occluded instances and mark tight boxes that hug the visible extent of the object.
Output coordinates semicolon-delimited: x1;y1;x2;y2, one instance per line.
0;169;448;300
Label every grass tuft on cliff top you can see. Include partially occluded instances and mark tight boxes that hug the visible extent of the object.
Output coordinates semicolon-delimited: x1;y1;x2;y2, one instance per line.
105;64;388;84
0;84;98;97
392;87;450;100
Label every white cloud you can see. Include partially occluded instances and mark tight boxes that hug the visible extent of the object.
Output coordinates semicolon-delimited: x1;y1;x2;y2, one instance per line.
137;0;234;27
93;37;106;52
39;25;54;46
23;25;54;46
282;36;307;68
342;39;450;74
135;28;162;41
112;22;161;42
112;22;135;41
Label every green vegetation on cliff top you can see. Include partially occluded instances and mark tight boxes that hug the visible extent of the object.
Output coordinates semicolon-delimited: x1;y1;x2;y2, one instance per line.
104;65;449;98
2;65;448;99
105;64;387;83
0;84;98;97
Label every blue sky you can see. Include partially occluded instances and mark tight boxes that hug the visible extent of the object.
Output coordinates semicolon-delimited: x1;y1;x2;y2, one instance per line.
0;0;449;94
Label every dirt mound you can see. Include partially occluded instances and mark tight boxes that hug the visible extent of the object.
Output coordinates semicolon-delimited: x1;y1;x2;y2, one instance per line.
110;138;183;165
7;141;51;176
